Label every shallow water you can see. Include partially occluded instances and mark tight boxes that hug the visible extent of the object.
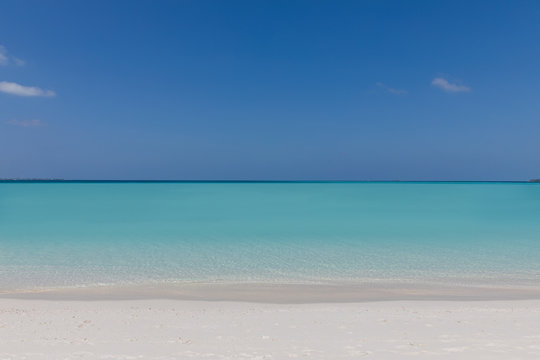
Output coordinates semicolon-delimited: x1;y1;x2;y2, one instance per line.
1;182;539;292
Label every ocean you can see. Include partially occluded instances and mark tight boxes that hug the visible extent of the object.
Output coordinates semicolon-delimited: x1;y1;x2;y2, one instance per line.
1;181;539;292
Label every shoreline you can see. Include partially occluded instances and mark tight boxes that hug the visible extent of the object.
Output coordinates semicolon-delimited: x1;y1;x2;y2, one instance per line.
3;281;540;303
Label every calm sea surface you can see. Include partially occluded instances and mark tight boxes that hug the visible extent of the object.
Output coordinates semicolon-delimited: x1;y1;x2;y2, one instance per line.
1;182;539;291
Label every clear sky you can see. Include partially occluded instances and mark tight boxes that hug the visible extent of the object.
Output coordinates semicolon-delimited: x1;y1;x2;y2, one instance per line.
1;0;539;180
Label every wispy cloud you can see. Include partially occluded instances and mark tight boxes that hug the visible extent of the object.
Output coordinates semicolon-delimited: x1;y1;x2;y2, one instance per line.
13;58;26;66
431;77;470;93
376;82;407;95
0;81;56;97
0;45;25;66
0;46;8;66
4;119;44;128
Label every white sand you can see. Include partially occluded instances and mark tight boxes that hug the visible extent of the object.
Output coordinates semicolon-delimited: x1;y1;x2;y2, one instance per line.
1;299;540;359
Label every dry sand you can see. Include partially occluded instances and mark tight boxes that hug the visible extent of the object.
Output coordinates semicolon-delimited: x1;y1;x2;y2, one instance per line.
1;298;540;359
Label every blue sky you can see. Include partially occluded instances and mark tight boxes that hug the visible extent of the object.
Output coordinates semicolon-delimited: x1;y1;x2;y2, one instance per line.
1;0;539;180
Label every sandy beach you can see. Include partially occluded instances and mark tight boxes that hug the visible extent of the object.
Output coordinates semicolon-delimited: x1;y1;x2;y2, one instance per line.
2;298;540;359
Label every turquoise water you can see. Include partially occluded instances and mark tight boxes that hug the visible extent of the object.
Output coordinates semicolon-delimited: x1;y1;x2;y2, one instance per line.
1;182;540;291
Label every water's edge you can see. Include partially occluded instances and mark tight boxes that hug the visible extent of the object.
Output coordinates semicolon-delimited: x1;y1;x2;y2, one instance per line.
3;282;540;303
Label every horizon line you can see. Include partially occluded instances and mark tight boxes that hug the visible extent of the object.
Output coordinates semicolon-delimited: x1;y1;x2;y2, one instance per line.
1;179;539;183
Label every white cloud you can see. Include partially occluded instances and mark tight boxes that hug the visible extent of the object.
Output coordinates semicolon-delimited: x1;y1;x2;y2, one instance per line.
0;81;56;97
431;77;470;93
376;82;407;95
4;119;44;128
0;45;25;66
